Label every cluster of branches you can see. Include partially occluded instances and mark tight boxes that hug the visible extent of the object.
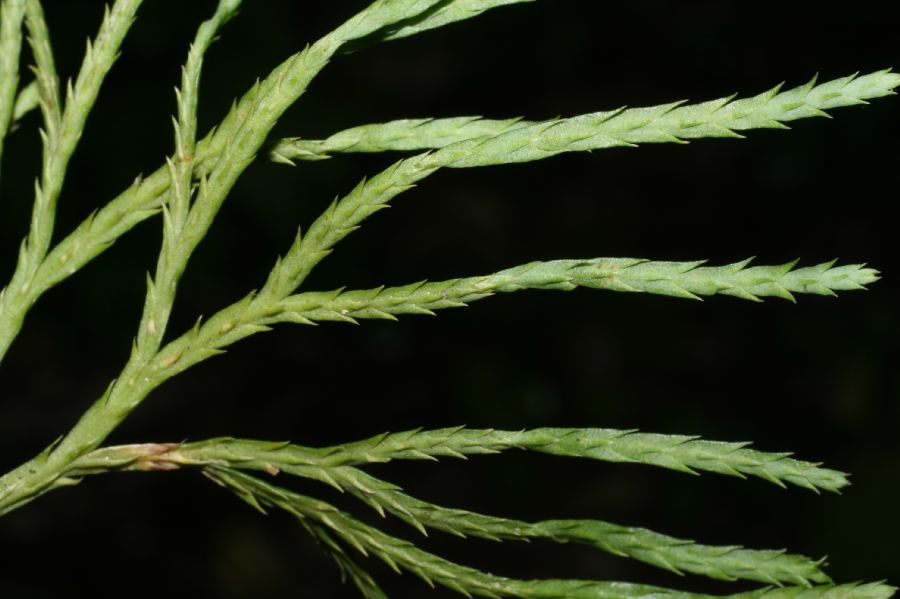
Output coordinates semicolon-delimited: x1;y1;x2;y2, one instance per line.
0;0;896;597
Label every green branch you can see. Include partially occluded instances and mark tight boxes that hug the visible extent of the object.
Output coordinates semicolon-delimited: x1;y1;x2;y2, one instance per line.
278;258;878;327
71;426;848;495
272;70;900;163
132;0;240;364
136;256;874;379
207;467;892;599
128;257;876;394
239;427;848;493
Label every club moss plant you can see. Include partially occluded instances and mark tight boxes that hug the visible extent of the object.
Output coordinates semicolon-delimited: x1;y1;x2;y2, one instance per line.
0;1;896;597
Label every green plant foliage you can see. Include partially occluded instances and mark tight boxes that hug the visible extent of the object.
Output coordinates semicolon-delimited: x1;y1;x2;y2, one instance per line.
0;1;895;597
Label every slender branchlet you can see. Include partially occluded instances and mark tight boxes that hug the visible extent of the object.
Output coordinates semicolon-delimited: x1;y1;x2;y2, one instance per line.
276;258;879;327
176;453;830;586
130;257;875;388
132;0;241;362
155;427;848;493
0;0;27;176
272;70;900;162
67;424;848;498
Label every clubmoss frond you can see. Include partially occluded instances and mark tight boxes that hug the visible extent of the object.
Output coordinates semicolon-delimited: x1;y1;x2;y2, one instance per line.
276;259;877;326
272;69;900;163
69;425;846;497
206;467;889;599
147;257;876;384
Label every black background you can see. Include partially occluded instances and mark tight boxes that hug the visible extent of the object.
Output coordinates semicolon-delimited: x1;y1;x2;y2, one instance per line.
1;2;899;597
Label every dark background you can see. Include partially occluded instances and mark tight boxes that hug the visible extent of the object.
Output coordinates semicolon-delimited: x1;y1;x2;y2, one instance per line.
1;2;899;597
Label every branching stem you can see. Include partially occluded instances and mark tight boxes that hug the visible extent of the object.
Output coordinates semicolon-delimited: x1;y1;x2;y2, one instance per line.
0;4;895;597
